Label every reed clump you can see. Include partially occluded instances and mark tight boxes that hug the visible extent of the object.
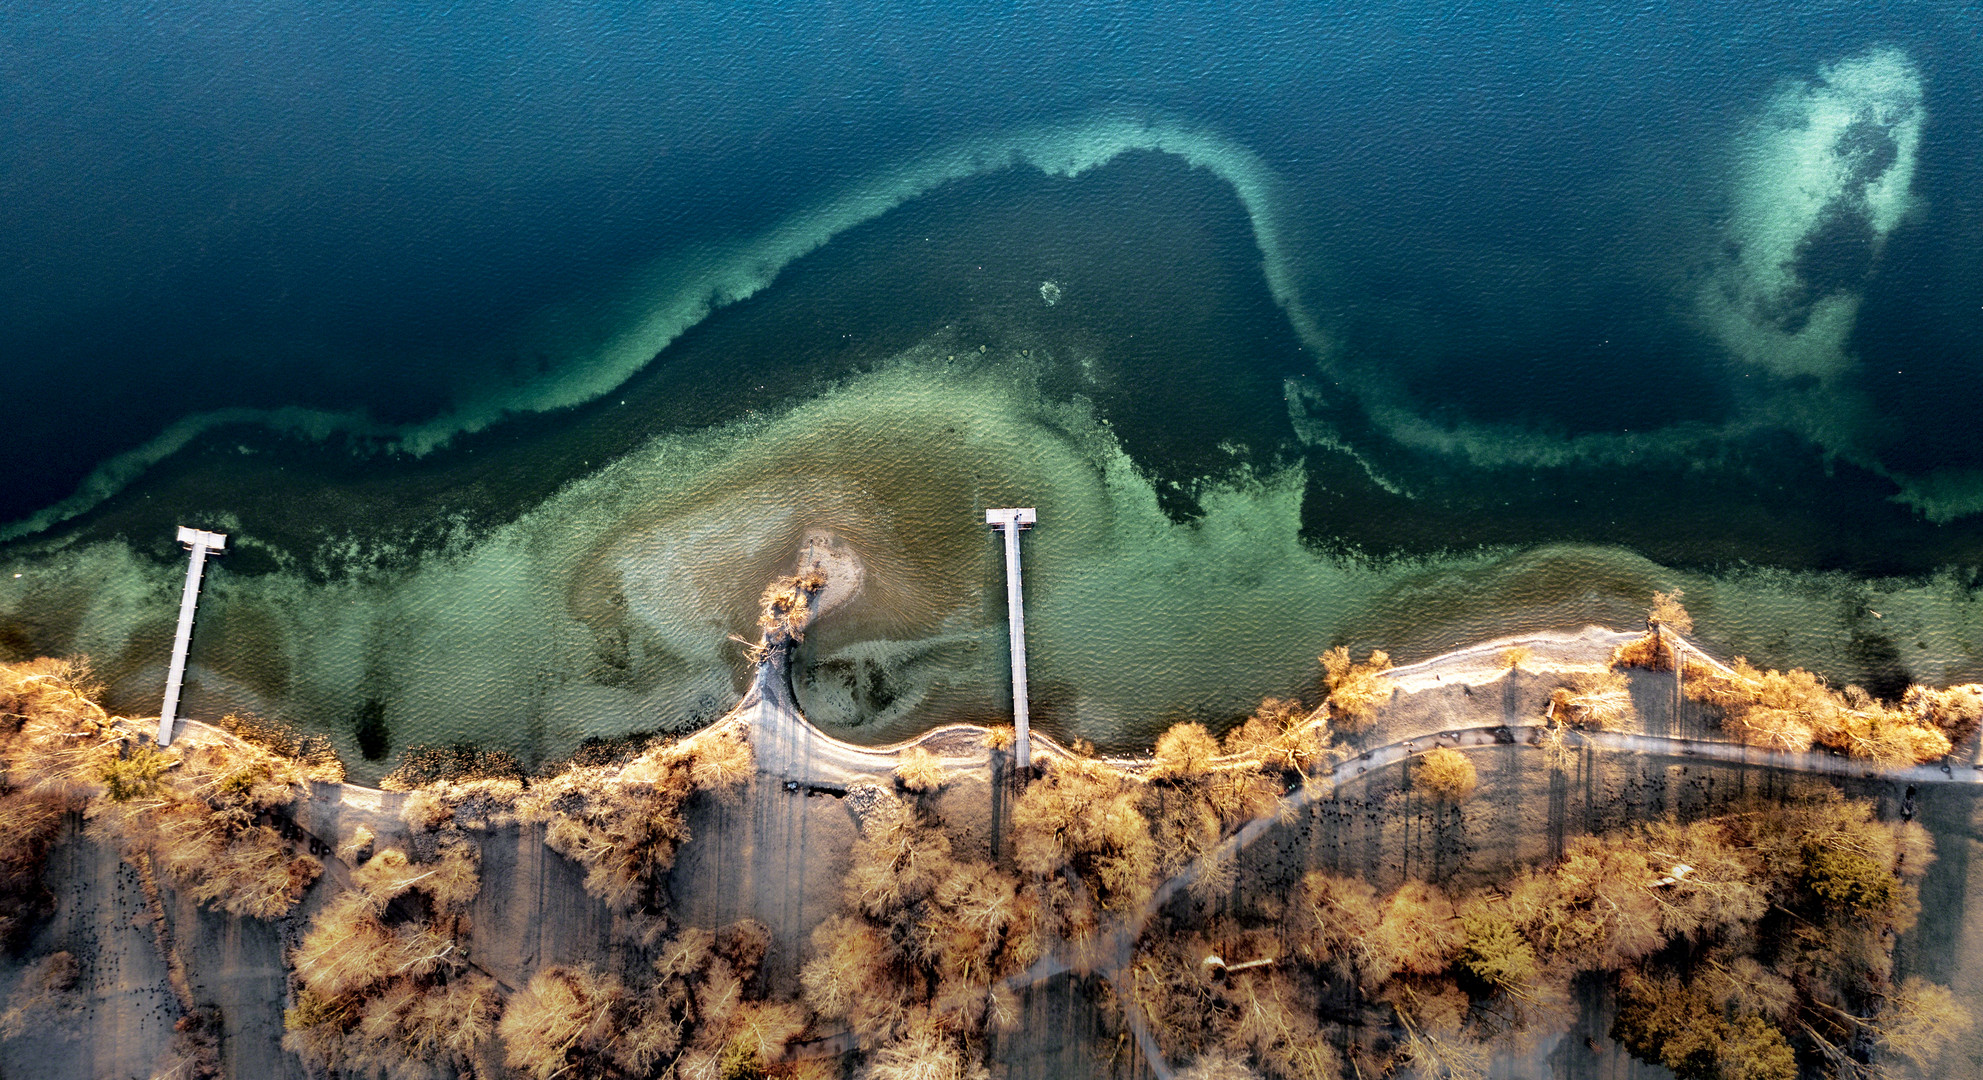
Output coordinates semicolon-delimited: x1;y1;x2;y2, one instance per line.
1683;658;1952;765
803;787;1029;1075
517;721;753;923
500;922;807;1080
284;760;504;1077
1125;789;1959;1080
1320;648;1393;734
893;745;948;793
1548;669;1632;730
1413;748;1476;802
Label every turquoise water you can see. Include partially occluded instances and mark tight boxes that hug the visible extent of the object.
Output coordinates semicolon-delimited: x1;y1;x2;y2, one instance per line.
3;4;1982;776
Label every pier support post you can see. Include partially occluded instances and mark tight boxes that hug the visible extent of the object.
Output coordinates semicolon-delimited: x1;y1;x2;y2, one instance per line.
159;527;227;746
986;508;1037;772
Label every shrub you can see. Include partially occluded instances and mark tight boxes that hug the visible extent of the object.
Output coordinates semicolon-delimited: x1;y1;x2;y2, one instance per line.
894;746;947;793
1550;670;1632;730
1221;697;1327;773
518;721;753;914
1152;722;1220;781
1320;647;1393;734
1414;748;1476;802
1458;910;1536;993
1686;659;1950;765
98;744;171;802
1903;683;1983;743
1648;590;1694;635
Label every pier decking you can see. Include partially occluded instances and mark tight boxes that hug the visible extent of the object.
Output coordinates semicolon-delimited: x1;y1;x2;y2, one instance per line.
159;527;226;746
986;508;1036;770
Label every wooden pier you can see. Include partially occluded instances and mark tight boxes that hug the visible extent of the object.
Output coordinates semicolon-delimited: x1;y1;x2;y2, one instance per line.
986;508;1037;770
159;527;226;746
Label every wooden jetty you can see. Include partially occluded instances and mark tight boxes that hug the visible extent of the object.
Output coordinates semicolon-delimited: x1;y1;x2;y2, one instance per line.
159;527;226;746
985;507;1037;770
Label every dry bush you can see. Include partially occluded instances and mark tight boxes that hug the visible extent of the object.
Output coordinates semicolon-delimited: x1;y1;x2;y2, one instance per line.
1904;682;1983;744
894;745;948;793
286;754;508;1078
1151;723;1220;781
1160;790;1949;1080
7;665;335;924
1687;658;1950;765
500;921;800;1080
1610;592;1692;672
1414;748;1476;802
215;711;344;783
284;877;497;1077
496;964;628;1079
758;569;827;648
1140;728;1284;880
1549;670;1632;730
806;790;1031;1066
518;722;753;915
0;789;65;947
1872;976;1974;1073
1176;1049;1265;1080
1499;646;1531;672
1385;978;1488;1080
1010;757;1156;915
1289;871;1382;975
1647;590;1693;635
1221;697;1328;774
981;725;1015;751
1321;647;1393;734
1365;882;1462;984
82;726;329;920
1611;634;1674;672
0;950;82;1041
1132;929;1338;1080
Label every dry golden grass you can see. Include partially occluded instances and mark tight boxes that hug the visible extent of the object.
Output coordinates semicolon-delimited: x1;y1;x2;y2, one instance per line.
1151;722;1220;781
0;950;80;1041
1648;590;1693;634
0;789;65;948
757;568;828;647
1321;647;1393;734
1686;658;1952;765
1905;683;1983;744
1220;698;1326;774
1611;633;1674;672
893;745;947;793
518;722;753;914
1499;646;1532;672
1414;748;1477;802
1549;670;1633;730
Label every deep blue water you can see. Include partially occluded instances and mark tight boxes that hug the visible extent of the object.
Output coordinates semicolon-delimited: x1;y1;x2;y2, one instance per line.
5;0;1983;766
